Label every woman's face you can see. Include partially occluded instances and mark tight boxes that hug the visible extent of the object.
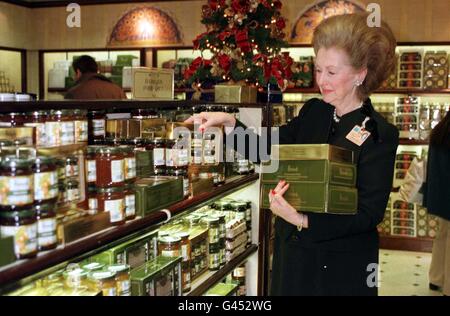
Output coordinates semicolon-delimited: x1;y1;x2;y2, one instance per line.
315;47;366;106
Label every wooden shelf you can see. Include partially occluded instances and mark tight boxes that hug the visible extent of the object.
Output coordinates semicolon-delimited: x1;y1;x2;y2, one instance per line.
186;244;258;296
0;173;259;288
380;235;433;252
283;88;450;95
399;139;429;145
48;88;132;93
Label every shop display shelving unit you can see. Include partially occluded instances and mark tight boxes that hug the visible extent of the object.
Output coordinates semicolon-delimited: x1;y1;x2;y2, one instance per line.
0;99;270;296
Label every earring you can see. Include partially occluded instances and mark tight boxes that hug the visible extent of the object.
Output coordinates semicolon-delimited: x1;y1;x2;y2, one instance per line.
355;80;362;87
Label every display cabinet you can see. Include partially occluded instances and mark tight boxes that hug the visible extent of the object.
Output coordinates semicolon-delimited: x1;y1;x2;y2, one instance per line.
0;47;27;94
0;99;270;296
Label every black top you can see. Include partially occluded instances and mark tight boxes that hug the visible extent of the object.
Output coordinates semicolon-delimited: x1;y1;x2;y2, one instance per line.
425;145;450;221
233;97;399;251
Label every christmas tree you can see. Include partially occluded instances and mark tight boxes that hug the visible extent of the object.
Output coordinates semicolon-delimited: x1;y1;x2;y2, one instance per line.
184;0;301;91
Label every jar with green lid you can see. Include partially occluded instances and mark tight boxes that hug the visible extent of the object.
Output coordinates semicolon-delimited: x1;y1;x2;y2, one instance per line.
66;179;80;202
64;268;89;290
52;110;75;145
73;109;88;143
36;201;57;251
202;216;220;244
108;264;131;296
82;262;105;272
95;146;125;187
123;182;136;220
33;156;58;203
65;155;79;179
158;236;181;257
89;270;117;296
97;186;125;225
119;146;136;182
0;207;37;259
87;110;106;145
208;242;220;271
0;156;34;209
24;110;48;147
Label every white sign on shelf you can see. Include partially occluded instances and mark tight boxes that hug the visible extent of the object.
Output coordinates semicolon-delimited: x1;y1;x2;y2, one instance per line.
131;67;174;100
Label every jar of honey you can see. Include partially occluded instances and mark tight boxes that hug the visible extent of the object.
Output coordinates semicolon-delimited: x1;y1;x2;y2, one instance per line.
95;147;125;187
158;236;181;257
108;264;131;296
97;186;126;225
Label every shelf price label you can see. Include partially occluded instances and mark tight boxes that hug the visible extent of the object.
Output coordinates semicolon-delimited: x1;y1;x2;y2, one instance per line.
131;67;174;100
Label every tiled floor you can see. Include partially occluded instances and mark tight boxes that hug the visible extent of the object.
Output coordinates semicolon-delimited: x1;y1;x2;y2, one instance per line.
378;249;443;296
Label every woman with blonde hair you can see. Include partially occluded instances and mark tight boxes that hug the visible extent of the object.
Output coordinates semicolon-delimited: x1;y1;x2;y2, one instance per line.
186;13;399;295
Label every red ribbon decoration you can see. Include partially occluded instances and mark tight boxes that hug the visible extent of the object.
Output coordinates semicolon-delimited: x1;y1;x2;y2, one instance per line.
235;29;251;53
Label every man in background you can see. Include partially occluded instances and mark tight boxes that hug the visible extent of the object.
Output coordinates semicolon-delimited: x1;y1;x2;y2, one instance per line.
65;55;127;100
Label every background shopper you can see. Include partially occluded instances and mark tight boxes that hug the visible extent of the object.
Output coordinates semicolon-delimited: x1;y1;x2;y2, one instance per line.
424;110;450;296
65;55;127;100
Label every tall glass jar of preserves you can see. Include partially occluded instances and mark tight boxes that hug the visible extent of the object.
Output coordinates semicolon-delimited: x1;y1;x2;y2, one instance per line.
120;146;136;182
33;156;58;204
52;110;75;145
35;201;57;251
87;110;106;145
95;147;125;188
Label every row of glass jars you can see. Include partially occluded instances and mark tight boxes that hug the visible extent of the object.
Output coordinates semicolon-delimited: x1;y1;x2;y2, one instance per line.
0;110;89;147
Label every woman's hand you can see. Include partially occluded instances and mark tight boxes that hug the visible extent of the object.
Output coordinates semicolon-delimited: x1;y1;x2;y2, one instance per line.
269;180;308;229
184;112;236;131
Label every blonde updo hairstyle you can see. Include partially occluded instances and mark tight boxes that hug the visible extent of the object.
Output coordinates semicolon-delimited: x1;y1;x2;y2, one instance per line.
312;13;397;101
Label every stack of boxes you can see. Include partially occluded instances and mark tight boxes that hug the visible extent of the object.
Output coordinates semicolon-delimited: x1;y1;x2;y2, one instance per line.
261;144;358;215
391;197;417;237
394;96;421;140
398;51;423;88
423;51;448;89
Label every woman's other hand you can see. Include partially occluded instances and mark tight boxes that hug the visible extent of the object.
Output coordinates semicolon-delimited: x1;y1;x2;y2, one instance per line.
269;180;308;228
184;112;236;131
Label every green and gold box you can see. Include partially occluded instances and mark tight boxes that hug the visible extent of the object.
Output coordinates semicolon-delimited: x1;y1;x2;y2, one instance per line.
262;160;356;187
131;255;182;296
270;144;354;163
90;229;158;267
214;84;257;103
0;236;15;267
261;183;358;214
135;177;184;217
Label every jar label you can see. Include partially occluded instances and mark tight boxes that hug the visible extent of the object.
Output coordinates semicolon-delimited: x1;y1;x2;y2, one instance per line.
124;157;136;179
75;120;88;142
67;187;79;202
208;228;219;244
86;160;96;182
92;119;105;137
34;171;58;200
1;223;37;256
24;122;47;147
154;148;165;166
65;163;79;178
0;175;33;205
125;194;135;217
118;280;131;296
111;159;125;183
45;122;61;146
161;250;180;257
38;233;57;248
102;287;117;297
60;121;75;145
38;218;56;235
89;197;98;211
105;199;124;223
233;267;246;278
181;244;190;261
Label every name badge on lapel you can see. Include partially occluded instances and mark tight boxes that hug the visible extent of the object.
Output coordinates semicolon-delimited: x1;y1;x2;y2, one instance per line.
346;117;371;146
